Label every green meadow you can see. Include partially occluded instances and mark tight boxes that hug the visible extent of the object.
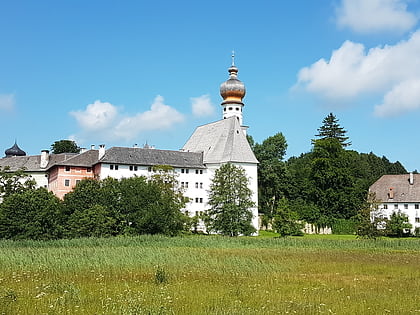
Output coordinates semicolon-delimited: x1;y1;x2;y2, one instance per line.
0;235;419;314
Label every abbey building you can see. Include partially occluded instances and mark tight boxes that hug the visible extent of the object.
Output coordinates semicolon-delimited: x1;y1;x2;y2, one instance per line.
0;61;259;231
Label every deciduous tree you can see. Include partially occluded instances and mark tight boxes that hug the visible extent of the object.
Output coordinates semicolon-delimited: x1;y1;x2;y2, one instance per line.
51;140;80;154
205;163;255;236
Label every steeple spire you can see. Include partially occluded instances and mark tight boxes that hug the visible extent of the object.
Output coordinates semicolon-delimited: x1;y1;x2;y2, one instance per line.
219;53;246;126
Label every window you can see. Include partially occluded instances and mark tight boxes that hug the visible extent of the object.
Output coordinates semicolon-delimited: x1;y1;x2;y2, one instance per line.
200;170;203;174
383;204;388;209
195;182;199;188
64;179;70;187
110;165;114;170
228;107;233;110
236;107;239;111
195;198;199;203
65;166;71;172
115;165;119;170
394;204;398;210
185;169;189;174
87;167;92;172
195;170;199;174
404;204;408;210
416;204;419;210
76;180;81;185
129;165;133;171
181;169;185;173
200;182;203;189
185;182;189;188
199;198;203;203
416;217;420;223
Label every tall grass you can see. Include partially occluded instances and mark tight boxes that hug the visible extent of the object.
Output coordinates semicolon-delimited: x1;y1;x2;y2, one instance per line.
1;235;419;314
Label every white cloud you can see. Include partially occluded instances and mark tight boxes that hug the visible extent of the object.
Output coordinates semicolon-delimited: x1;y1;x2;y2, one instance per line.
191;94;215;117
113;95;184;140
0;94;15;111
374;79;420;116
294;30;420;116
70;95;184;142
336;0;418;34
70;100;118;131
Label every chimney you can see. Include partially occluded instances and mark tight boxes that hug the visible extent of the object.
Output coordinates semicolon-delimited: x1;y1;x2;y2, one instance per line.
98;144;106;159
388;187;394;199
410;172;414;185
91;144;95;150
40;150;49;168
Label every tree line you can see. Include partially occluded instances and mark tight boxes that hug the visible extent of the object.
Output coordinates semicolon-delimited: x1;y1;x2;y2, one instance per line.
0;164;256;240
250;112;407;235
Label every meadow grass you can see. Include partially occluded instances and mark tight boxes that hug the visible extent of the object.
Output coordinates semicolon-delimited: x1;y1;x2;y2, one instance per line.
0;235;419;314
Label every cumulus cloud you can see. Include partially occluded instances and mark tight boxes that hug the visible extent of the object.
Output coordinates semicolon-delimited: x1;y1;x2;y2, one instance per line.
294;30;420;116
336;0;418;34
0;94;15;111
191;94;215;117
70;100;118;131
374;79;420;117
113;95;184;140
70;95;184;142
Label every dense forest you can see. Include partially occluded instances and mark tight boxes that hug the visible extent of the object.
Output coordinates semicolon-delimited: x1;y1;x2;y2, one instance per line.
250;113;406;233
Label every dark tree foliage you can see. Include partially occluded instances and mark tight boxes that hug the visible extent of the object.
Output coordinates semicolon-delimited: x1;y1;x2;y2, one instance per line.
252;133;288;217
51;140;80;154
206;163;255;236
0;188;63;240
314;113;351;147
62;168;188;237
272;198;304;236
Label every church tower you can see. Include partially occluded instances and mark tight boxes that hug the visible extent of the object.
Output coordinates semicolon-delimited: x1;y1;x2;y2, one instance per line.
220;53;246;127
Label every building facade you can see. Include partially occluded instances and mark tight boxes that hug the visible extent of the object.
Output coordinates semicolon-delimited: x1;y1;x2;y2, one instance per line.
0;60;259;231
369;173;420;233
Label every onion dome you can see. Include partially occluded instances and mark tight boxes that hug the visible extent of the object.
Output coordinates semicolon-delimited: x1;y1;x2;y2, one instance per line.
5;141;26;158
220;57;246;105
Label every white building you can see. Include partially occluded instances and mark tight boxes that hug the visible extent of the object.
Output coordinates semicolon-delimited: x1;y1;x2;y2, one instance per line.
369;173;420;233
0;60;259;231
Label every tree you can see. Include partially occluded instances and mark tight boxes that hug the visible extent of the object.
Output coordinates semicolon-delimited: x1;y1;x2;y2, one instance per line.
51;140;80;154
252;133;288;217
272;198;304;236
355;192;383;239
384;211;412;237
67;204;117;238
205;163;256;236
314;113;351;147
0;166;36;199
0;188;63;240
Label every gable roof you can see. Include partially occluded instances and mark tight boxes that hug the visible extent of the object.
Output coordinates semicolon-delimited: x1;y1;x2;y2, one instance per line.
0;155;43;172
182;117;258;164
99;147;205;169
369;174;420;203
47;150;99;169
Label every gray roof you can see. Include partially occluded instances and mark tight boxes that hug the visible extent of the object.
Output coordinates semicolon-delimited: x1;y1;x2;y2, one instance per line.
99;147;205;168
182;117;258;164
0;155;43;172
369;174;420;202
48;150;99;169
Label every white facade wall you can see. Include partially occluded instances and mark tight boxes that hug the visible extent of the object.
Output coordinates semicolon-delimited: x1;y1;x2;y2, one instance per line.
96;161;259;232
375;202;420;232
29;172;49;189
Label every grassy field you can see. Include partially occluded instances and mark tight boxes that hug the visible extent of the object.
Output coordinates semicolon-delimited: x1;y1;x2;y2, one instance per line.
0;235;419;314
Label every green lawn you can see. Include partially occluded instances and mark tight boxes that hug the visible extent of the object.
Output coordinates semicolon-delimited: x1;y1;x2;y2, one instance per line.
0;235;419;314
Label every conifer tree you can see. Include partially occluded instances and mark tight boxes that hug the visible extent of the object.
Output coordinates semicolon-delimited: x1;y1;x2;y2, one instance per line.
314;113;351;147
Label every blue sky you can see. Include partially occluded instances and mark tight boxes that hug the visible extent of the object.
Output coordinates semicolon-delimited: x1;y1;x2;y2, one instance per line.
1;0;420;171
